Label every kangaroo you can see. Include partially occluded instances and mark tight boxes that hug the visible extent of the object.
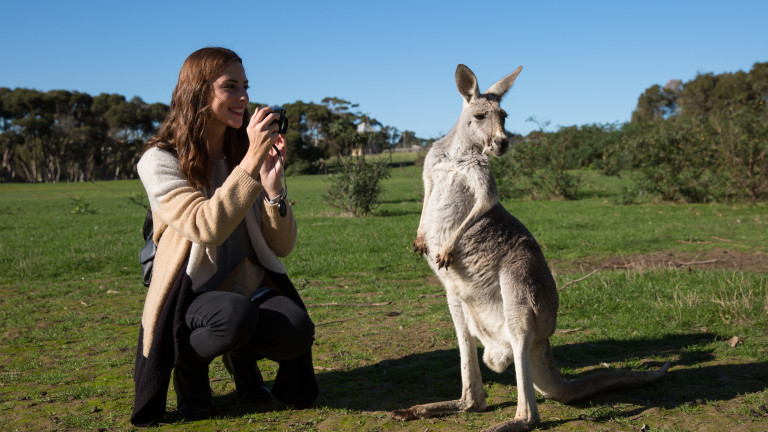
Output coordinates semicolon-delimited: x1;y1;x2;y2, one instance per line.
391;64;670;432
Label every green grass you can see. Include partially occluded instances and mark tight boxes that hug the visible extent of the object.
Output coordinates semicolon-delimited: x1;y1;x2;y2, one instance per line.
1;164;767;431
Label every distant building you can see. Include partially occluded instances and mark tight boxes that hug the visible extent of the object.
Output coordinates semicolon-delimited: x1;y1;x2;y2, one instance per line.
356;120;375;134
351;120;383;156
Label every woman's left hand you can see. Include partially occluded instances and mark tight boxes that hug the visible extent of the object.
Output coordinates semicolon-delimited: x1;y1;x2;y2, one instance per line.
260;134;286;201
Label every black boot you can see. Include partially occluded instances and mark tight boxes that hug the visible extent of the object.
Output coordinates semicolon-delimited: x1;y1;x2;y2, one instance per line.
173;351;214;420
222;349;270;404
271;350;318;409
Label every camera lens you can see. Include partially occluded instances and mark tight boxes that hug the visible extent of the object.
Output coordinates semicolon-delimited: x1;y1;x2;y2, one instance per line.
271;107;288;134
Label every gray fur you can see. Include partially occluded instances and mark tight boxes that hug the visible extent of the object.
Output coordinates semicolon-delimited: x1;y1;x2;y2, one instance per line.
392;64;669;431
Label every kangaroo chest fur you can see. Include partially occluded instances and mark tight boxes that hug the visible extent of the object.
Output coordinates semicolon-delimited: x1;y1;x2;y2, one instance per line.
422;152;526;354
423;156;487;250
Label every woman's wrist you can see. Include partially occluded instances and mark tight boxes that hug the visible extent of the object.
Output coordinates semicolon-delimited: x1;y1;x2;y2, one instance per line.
263;188;285;204
238;157;261;179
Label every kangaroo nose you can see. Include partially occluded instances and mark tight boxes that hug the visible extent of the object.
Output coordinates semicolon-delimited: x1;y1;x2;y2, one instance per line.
497;136;509;153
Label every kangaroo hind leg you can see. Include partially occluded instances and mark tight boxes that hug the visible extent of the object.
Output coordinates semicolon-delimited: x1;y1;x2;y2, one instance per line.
479;329;540;432
482;272;542;432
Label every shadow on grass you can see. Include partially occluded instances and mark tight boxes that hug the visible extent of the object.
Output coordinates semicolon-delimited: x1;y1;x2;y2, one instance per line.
380;160;419;169
181;332;768;427
374;208;422;217
378;197;422;205
310;332;767;413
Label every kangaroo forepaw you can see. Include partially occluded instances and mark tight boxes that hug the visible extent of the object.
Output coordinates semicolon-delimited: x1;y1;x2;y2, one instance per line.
436;248;454;269
413;236;428;256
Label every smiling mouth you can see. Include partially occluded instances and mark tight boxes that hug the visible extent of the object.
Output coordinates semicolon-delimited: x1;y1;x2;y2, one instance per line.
229;107;244;115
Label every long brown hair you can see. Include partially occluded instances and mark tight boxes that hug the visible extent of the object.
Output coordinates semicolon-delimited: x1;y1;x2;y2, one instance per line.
145;47;249;189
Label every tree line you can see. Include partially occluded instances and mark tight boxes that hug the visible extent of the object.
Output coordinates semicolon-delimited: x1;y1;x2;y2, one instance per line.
491;61;767;203
0;89;428;183
0;89;167;183
3;61;766;203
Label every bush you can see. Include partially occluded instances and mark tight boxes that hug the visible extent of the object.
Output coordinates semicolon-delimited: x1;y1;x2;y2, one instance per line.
325;157;391;216
69;197;96;215
618;108;767;203
489;150;520;200
710;106;768;201
490;123;583;200
626;119;722;202
613;180;648;205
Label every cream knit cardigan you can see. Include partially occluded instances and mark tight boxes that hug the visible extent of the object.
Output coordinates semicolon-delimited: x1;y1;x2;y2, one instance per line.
137;147;297;357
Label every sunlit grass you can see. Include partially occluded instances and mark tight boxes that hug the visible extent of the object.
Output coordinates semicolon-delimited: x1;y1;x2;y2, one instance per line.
1;166;767;431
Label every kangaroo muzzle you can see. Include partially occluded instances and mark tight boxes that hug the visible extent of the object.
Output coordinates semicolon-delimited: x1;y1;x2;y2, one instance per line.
487;133;509;156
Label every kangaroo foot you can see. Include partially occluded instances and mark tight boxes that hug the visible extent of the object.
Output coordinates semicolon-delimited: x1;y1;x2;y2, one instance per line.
482;417;539;432
390;398;485;421
390;408;419;421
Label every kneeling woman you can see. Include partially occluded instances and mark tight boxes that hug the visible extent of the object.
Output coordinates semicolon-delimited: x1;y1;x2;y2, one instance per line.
131;47;317;427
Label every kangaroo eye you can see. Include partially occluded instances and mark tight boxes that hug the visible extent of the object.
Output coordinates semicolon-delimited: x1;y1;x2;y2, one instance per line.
474;114;486;121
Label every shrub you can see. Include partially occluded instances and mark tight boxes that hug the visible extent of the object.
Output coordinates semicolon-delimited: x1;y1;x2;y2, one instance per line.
325;157;391;216
710;106;768;201
490;121;583;200
69;197;96;215
489;150;520;200
620;108;766;203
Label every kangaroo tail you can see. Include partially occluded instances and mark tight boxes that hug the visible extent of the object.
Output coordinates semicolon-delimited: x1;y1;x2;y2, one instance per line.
529;339;670;403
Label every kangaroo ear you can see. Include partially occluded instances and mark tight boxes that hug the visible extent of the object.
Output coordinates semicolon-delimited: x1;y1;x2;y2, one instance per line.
455;64;481;108
484;66;523;100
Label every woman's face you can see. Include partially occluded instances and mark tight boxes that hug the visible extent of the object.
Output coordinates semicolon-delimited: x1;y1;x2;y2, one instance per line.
210;62;249;130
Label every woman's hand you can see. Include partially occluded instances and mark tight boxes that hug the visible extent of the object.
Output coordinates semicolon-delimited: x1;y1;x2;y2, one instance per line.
239;107;279;179
260;134;286;200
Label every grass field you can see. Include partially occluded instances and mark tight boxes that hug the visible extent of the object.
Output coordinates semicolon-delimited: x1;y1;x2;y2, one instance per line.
1;160;767;431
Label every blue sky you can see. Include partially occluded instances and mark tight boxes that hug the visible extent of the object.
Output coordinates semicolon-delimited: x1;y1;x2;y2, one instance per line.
2;0;766;138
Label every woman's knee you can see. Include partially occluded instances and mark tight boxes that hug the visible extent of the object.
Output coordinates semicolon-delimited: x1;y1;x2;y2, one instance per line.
187;291;259;355
276;319;314;360
218;295;260;347
289;310;315;353
260;296;315;359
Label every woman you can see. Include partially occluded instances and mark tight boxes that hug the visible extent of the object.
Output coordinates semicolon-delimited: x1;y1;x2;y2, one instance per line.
130;47;317;426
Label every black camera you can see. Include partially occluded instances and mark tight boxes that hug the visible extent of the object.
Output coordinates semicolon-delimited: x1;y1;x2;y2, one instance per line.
270;107;289;134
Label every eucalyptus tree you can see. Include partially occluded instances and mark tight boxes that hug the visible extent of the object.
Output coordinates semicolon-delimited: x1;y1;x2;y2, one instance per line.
4;88;51;182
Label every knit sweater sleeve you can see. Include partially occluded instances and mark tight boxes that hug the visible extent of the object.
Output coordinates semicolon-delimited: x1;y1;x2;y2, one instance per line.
137;147;263;246
261;200;298;257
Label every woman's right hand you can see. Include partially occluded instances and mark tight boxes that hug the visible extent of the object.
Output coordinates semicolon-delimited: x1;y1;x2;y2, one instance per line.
239;107;279;178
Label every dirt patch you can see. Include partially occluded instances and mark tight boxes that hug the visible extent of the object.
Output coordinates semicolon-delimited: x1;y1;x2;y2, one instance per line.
551;248;768;275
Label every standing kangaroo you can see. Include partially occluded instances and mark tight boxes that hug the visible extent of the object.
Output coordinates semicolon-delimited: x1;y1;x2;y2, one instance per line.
391;64;669;432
